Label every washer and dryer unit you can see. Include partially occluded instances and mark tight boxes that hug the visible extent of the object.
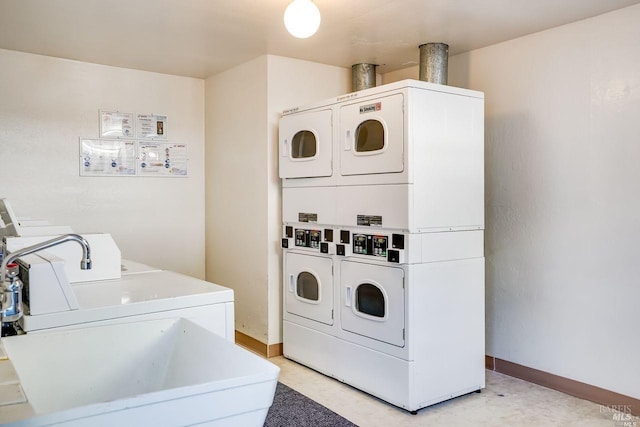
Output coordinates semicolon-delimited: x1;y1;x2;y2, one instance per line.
279;79;485;412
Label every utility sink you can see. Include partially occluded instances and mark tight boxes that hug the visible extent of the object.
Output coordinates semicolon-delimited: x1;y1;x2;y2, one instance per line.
1;319;279;426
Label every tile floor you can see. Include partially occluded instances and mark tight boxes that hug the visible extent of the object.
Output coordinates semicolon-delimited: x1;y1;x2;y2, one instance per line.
270;356;635;427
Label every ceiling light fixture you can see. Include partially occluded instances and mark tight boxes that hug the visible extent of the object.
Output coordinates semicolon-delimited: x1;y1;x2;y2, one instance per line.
284;0;321;39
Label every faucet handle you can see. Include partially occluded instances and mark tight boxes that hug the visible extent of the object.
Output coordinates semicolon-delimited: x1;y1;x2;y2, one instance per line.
5;262;19;279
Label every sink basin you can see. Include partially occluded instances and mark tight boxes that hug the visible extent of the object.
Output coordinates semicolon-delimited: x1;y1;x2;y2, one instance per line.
2;318;279;426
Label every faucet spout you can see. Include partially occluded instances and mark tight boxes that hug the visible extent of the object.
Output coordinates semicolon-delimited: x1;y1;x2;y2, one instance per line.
1;234;92;326
1;233;92;280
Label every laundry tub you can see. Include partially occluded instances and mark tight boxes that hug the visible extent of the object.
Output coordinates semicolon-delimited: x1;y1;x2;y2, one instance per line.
1;318;279;426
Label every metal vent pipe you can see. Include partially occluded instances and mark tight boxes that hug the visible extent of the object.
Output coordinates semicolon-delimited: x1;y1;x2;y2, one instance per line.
352;63;377;92
419;43;449;85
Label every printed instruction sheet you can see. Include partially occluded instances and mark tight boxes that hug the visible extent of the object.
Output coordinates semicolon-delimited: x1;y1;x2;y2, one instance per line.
138;142;188;176
137;113;168;140
100;111;134;138
80;139;136;176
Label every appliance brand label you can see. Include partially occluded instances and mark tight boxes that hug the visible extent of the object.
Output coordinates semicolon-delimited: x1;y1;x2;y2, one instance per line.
357;215;383;226
337;93;358;102
298;212;318;223
359;102;382;114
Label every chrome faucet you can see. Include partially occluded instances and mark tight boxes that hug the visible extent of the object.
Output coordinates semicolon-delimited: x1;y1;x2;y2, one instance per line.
1;234;92;324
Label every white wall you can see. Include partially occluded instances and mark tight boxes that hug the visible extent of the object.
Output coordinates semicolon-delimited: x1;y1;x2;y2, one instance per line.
205;55;350;345
0;49;206;278
386;5;640;398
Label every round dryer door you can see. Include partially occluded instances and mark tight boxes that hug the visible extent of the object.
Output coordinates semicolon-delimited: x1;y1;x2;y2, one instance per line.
284;252;334;325
339;93;404;176
341;260;405;347
279;109;333;179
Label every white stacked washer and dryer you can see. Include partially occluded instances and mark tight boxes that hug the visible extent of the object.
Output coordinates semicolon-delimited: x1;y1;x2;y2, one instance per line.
279;79;485;412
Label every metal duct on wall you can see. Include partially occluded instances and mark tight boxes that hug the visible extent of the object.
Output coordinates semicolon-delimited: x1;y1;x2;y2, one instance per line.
419;43;449;85
352;63;377;92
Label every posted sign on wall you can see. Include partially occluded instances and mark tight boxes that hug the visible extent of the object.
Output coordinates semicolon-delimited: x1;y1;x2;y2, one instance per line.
80;139;136;176
80;110;187;177
138;143;188;176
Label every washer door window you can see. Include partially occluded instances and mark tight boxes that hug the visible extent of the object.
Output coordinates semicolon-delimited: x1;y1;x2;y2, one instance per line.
340;93;404;176
285;252;333;325
279;109;332;179
341;260;405;347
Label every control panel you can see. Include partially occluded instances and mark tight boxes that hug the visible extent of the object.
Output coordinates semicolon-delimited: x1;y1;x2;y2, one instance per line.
342;230;404;263
295;229;322;249
282;227;403;262
282;226;336;254
353;234;388;257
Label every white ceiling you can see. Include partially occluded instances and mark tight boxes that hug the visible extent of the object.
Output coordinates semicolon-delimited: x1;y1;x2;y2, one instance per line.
1;0;639;79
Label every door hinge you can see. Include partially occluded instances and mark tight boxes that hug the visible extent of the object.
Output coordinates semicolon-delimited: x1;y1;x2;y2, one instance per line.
332;309;334;320
403;328;405;340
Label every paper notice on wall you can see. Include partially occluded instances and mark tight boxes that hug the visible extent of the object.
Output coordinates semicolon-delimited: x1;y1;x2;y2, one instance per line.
137;113;168;140
100;111;134;138
80;139;136;176
138;142;188;177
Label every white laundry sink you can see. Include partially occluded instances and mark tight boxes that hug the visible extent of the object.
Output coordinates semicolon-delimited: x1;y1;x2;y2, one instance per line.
1;318;279;426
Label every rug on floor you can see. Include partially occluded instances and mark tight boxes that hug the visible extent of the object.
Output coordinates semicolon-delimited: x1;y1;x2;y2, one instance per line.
264;382;358;427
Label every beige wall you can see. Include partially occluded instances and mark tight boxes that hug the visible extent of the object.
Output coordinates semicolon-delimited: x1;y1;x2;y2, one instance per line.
205;55;349;345
0;49;206;278
387;5;640;398
5;5;638;399
205;56;270;343
265;56;351;343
